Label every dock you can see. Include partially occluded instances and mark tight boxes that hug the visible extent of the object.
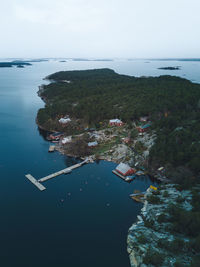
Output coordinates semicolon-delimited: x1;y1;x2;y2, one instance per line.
130;192;146;197
25;158;89;191
112;170;134;182
130;192;146;203
25;174;46;191
48;145;55;152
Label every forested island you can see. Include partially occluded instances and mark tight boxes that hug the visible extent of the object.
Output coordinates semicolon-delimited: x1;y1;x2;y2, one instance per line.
37;68;200;266
0;61;32;68
158;66;181;70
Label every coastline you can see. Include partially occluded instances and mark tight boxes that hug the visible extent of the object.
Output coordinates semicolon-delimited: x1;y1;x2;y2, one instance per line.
127;184;197;266
36;69;200;267
36;81;167;267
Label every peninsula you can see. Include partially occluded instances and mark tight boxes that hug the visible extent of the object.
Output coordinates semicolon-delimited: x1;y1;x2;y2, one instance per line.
37;68;200;266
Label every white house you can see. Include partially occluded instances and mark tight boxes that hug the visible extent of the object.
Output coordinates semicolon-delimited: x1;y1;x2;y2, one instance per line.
62;136;72;144
88;141;98;147
59;117;71;124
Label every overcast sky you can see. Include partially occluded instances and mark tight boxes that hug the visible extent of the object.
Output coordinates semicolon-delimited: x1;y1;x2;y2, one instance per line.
0;0;200;58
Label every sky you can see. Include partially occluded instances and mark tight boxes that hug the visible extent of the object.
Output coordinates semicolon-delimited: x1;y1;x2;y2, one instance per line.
0;0;200;58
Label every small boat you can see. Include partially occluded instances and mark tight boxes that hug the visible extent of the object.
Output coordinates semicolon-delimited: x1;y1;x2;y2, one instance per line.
125;175;136;182
130;190;145;203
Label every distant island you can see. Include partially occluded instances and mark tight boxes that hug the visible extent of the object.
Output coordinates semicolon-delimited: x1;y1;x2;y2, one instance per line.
158;66;181;70
148;58;200;61
0;61;32;68
72;58;113;62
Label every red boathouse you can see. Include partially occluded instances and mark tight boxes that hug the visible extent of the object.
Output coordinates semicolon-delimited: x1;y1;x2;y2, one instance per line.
115;163;136;176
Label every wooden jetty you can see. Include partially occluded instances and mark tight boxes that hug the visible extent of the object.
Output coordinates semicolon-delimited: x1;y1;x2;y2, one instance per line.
25;158;89;191
130;192;146;197
48;145;55;152
130;192;146;203
112;170;134;182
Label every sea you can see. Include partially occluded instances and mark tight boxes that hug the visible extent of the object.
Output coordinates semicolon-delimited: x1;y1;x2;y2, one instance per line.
0;58;200;267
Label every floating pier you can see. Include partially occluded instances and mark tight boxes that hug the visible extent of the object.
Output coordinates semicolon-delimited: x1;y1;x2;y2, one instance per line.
25;174;46;191
25;158;89;191
112;170;135;182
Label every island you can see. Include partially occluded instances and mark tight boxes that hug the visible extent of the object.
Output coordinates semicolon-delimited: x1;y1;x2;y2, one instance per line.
0;61;32;68
37;68;200;266
72;58;113;62
158;66;181;70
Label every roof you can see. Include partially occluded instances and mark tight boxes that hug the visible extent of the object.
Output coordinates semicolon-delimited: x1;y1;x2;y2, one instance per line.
141;123;151;129
62;137;72;144
50;132;64;137
109;119;122;123
88;141;98;147
59;117;71;123
116;162;132;174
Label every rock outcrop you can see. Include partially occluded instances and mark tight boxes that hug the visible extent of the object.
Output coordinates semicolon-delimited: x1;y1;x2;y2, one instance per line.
127;185;194;267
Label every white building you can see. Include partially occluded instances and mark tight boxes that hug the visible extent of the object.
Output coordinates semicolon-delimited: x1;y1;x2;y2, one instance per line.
88;141;98;147
59;117;71;124
62;136;72;144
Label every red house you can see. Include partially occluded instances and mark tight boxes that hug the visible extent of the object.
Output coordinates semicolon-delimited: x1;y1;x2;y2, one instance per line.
48;132;64;141
109;119;123;126
116;163;136;176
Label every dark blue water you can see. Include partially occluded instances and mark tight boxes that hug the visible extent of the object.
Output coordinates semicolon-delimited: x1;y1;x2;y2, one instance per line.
0;59;199;267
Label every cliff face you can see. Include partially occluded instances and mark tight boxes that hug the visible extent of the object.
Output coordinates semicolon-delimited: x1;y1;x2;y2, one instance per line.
127;185;195;267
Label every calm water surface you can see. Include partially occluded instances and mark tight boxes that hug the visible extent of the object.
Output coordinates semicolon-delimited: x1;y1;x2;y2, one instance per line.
0;59;199;267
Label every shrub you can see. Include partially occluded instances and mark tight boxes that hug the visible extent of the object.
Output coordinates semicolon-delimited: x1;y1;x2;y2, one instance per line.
174;260;183;267
143;249;164;266
191;235;200;253
157;213;167;223
190;256;200;267
144;218;154;228
176;195;184;203
153;190;160;196
163;190;169;197
157;238;169;250
137;234;148;244
167;238;186;253
147;194;162;204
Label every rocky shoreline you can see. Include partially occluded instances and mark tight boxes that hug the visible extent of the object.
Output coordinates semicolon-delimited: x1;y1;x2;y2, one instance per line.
127;184;196;267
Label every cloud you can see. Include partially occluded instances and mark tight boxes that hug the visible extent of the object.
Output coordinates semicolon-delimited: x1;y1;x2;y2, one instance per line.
0;0;200;57
13;0;107;31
